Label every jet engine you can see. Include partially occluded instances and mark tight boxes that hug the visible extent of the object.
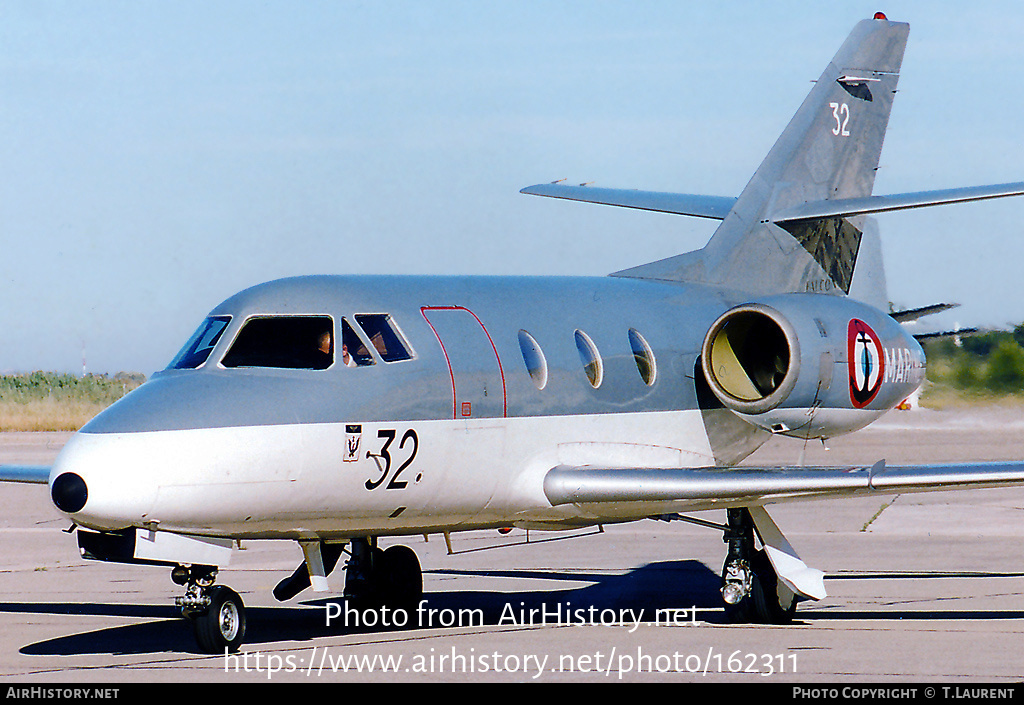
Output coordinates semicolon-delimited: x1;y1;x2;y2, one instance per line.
700;294;925;439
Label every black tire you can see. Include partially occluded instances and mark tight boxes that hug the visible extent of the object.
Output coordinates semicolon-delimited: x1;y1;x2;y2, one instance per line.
378;545;422;612
750;550;797;624
192;586;246;653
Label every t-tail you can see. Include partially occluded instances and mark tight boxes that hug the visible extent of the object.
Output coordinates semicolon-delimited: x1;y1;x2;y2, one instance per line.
521;14;1024;307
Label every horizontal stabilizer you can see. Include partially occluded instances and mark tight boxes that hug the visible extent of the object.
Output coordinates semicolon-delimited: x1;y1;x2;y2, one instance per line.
913;328;980;342
771;181;1024;223
520;183;736;220
544;460;1024;506
890;303;959;323
0;465;50;484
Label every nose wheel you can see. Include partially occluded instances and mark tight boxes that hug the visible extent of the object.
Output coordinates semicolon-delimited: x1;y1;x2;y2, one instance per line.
174;565;247;653
191;585;246;653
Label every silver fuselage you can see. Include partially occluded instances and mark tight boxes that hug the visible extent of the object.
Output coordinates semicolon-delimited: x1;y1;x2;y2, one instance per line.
50;274;922;539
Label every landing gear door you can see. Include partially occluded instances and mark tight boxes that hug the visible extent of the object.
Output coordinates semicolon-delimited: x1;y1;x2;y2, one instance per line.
421;307;507;419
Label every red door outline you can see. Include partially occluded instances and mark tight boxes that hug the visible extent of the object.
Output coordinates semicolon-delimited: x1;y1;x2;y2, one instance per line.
421;306;507;419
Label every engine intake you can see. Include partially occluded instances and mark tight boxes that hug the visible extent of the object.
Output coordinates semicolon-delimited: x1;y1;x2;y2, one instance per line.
701;304;799;416
699;294;925;439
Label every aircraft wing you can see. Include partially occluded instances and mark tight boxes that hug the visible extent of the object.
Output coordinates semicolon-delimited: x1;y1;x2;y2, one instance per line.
0;465;51;484
770;182;1024;223
544;460;1024;507
520;183;736;220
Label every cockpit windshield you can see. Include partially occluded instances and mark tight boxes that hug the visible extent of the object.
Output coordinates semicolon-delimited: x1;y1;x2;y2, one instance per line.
221;315;334;370
354;313;414;362
340;318;375;367
169;316;231;370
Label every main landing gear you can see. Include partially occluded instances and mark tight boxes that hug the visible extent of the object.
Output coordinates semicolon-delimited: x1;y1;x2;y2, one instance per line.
720;508;797;623
343;538;423;612
271;537;423;611
174;564;247;653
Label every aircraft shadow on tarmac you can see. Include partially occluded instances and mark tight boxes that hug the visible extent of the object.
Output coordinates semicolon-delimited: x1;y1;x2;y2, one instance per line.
12;559;718;656
9;560;1024;656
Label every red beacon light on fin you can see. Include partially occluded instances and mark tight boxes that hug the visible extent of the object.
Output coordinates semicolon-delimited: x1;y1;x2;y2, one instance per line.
874;12;888;20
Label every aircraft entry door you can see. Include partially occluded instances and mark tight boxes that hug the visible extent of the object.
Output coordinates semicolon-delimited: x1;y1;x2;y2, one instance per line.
421;306;507;419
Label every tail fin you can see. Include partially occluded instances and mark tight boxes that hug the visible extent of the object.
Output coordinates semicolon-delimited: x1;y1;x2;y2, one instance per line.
614;17;909;300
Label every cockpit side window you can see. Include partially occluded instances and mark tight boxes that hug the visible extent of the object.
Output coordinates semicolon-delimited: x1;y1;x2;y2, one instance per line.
221;316;334;370
169;316;231;370
354;314;414;362
340;318;375;367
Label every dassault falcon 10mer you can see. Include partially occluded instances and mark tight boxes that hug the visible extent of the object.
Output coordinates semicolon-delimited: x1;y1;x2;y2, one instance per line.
4;14;1024;653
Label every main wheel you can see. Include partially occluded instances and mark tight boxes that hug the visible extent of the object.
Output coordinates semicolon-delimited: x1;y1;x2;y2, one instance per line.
378;545;422;612
192;586;246;653
750;550;797;623
740;550;796;624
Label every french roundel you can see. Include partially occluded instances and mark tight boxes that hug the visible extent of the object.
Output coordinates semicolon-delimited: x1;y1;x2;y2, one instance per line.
848;319;885;408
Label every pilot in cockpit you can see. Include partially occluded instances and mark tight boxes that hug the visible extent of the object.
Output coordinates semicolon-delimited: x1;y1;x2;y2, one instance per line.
316;331;333;369
341;343;356;367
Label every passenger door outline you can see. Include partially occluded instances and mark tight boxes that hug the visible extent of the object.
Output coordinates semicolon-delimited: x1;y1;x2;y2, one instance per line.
421;306;507;419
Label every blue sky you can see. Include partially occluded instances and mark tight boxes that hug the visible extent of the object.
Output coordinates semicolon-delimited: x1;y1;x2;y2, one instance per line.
1;1;1022;374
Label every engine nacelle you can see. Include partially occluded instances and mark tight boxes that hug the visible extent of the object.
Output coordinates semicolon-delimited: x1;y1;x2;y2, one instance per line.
700;294;925;439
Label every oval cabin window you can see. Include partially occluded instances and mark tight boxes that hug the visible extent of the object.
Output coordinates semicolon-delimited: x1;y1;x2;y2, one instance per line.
574;330;603;388
628;328;656;386
517;330;548;390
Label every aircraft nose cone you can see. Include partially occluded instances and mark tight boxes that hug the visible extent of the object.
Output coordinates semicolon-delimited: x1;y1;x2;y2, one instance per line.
51;472;89;513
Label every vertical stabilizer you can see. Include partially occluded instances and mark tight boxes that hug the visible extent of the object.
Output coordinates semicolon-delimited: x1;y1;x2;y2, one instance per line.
614;17;908;298
846;216;888;309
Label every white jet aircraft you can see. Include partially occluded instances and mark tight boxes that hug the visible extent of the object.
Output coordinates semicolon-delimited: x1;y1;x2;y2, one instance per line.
3;13;1024;653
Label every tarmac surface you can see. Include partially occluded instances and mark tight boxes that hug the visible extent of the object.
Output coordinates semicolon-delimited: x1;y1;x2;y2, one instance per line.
1;405;1024;683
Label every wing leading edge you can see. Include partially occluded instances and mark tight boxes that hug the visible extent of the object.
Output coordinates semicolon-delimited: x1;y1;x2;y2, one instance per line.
544;460;1024;604
0;465;51;484
544;460;1024;507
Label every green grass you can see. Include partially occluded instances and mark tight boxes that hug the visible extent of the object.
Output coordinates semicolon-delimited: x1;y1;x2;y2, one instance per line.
0;372;145;431
920;327;1024;407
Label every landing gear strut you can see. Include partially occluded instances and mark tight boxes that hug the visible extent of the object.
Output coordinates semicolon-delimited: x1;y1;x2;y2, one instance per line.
720;508;797;623
175;564;246;653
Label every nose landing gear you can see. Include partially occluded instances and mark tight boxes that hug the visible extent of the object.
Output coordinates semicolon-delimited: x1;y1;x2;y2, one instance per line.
174;537;423;652
174;564;247;653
